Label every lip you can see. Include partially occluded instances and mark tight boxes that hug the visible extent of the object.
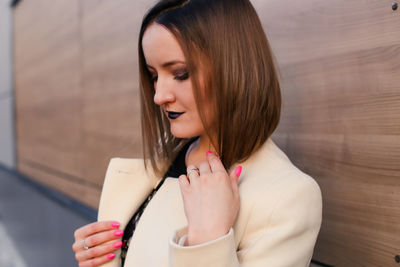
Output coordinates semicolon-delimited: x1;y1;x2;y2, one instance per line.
167;111;184;119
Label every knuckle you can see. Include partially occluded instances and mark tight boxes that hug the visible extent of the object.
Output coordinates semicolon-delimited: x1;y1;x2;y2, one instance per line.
210;156;219;163
88;245;108;260
89;235;98;246
88;224;96;233
74;229;80;239
93;256;107;266
201;175;211;184
89;222;102;233
107;229;118;239
199;162;208;168
87;248;95;258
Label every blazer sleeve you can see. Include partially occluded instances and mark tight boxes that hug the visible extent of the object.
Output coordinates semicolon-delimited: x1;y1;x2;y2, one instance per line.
168;174;323;267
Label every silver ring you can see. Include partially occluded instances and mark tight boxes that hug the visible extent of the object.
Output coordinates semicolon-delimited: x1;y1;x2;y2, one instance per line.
82;239;90;250
187;168;199;176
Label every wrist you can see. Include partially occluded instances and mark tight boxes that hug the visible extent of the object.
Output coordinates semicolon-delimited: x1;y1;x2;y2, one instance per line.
187;227;229;246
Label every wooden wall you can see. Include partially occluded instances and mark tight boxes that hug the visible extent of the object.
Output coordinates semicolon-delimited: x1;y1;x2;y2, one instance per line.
251;0;400;266
13;0;399;266
13;0;155;209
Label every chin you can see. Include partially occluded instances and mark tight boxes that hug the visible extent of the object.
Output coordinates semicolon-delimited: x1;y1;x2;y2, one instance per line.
170;125;204;139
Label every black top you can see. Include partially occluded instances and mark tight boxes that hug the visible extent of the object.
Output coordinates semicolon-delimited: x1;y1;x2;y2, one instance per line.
120;139;196;266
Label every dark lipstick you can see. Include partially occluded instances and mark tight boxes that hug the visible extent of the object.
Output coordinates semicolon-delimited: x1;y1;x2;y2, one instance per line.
167;111;184;119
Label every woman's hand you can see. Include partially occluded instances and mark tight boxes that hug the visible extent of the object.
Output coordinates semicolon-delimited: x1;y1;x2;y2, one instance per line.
72;221;123;267
178;151;242;246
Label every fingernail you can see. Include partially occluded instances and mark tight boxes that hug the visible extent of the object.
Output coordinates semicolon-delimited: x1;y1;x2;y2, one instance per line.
107;253;115;260
206;151;212;156
114;230;124;237
112;222;120;228
113;241;123;248
235;166;242;177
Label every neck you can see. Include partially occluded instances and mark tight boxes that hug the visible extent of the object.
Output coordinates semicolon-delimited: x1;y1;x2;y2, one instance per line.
198;134;216;154
186;134;217;167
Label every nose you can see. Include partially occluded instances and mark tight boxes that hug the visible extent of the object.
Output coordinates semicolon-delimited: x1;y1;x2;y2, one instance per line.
153;77;175;106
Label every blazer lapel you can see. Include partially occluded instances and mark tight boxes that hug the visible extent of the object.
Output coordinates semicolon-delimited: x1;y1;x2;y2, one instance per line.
97;158;163;229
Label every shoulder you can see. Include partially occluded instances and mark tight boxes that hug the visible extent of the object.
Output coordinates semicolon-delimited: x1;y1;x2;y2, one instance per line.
238;139;322;227
240;139;321;192
234;140;322;266
106;157;144;172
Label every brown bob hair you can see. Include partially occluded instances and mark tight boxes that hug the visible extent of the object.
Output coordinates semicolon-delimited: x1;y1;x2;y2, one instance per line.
138;0;281;176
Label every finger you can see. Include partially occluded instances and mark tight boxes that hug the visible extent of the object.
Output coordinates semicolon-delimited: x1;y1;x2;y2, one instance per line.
186;164;200;184
234;165;242;180
78;252;117;267
72;228;123;252
229;167;237;181
229;166;241;193
75;239;122;262
206;151;226;173
178;175;190;200
74;221;120;241
198;161;211;175
179;174;190;187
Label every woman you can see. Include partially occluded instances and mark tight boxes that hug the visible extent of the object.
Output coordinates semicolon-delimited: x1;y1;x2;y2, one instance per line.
72;0;322;266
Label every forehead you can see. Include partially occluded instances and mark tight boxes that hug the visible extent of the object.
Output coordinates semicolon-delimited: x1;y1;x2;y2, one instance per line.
142;23;186;67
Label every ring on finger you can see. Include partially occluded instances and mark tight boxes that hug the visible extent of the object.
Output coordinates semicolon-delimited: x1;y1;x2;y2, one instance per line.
187;167;199;176
82;239;90;250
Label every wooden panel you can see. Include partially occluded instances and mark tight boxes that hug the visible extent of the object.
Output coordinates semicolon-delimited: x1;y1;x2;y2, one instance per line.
13;0;97;204
251;0;400;266
13;1;155;208
14;1;400;265
19;160;102;209
79;0;154;184
14;0;82;177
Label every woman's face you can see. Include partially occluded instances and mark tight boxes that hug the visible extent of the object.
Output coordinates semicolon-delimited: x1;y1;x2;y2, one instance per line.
142;23;207;138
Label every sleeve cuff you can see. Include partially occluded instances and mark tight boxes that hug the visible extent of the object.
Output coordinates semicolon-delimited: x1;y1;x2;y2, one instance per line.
177;234;188;246
169;226;239;266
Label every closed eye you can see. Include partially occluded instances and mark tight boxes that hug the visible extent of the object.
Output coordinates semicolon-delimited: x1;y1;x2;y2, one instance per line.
174;72;189;81
173;67;189;81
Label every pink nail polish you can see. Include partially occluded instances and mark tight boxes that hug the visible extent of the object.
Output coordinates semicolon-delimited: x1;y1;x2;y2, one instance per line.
206;151;212;156
107;253;115;260
113;241;123;248
114;230;124;237
235;166;242;177
111;222;120;228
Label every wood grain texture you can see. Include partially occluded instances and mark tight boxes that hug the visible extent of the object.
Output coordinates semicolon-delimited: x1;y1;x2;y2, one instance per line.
13;0;400;265
14;0;84;179
79;0;155;184
19;159;102;209
251;0;400;266
13;0;154;208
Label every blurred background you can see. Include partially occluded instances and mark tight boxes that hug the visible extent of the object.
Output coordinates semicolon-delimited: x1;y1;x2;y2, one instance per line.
0;0;399;266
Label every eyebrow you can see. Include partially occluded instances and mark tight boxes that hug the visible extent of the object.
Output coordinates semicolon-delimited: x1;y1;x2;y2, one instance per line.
146;60;186;69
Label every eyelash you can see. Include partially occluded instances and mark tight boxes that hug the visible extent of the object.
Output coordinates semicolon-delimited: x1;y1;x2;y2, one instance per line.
150;71;189;83
175;72;189;81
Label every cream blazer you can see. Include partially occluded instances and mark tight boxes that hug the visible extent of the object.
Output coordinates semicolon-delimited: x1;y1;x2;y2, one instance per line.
98;139;322;267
